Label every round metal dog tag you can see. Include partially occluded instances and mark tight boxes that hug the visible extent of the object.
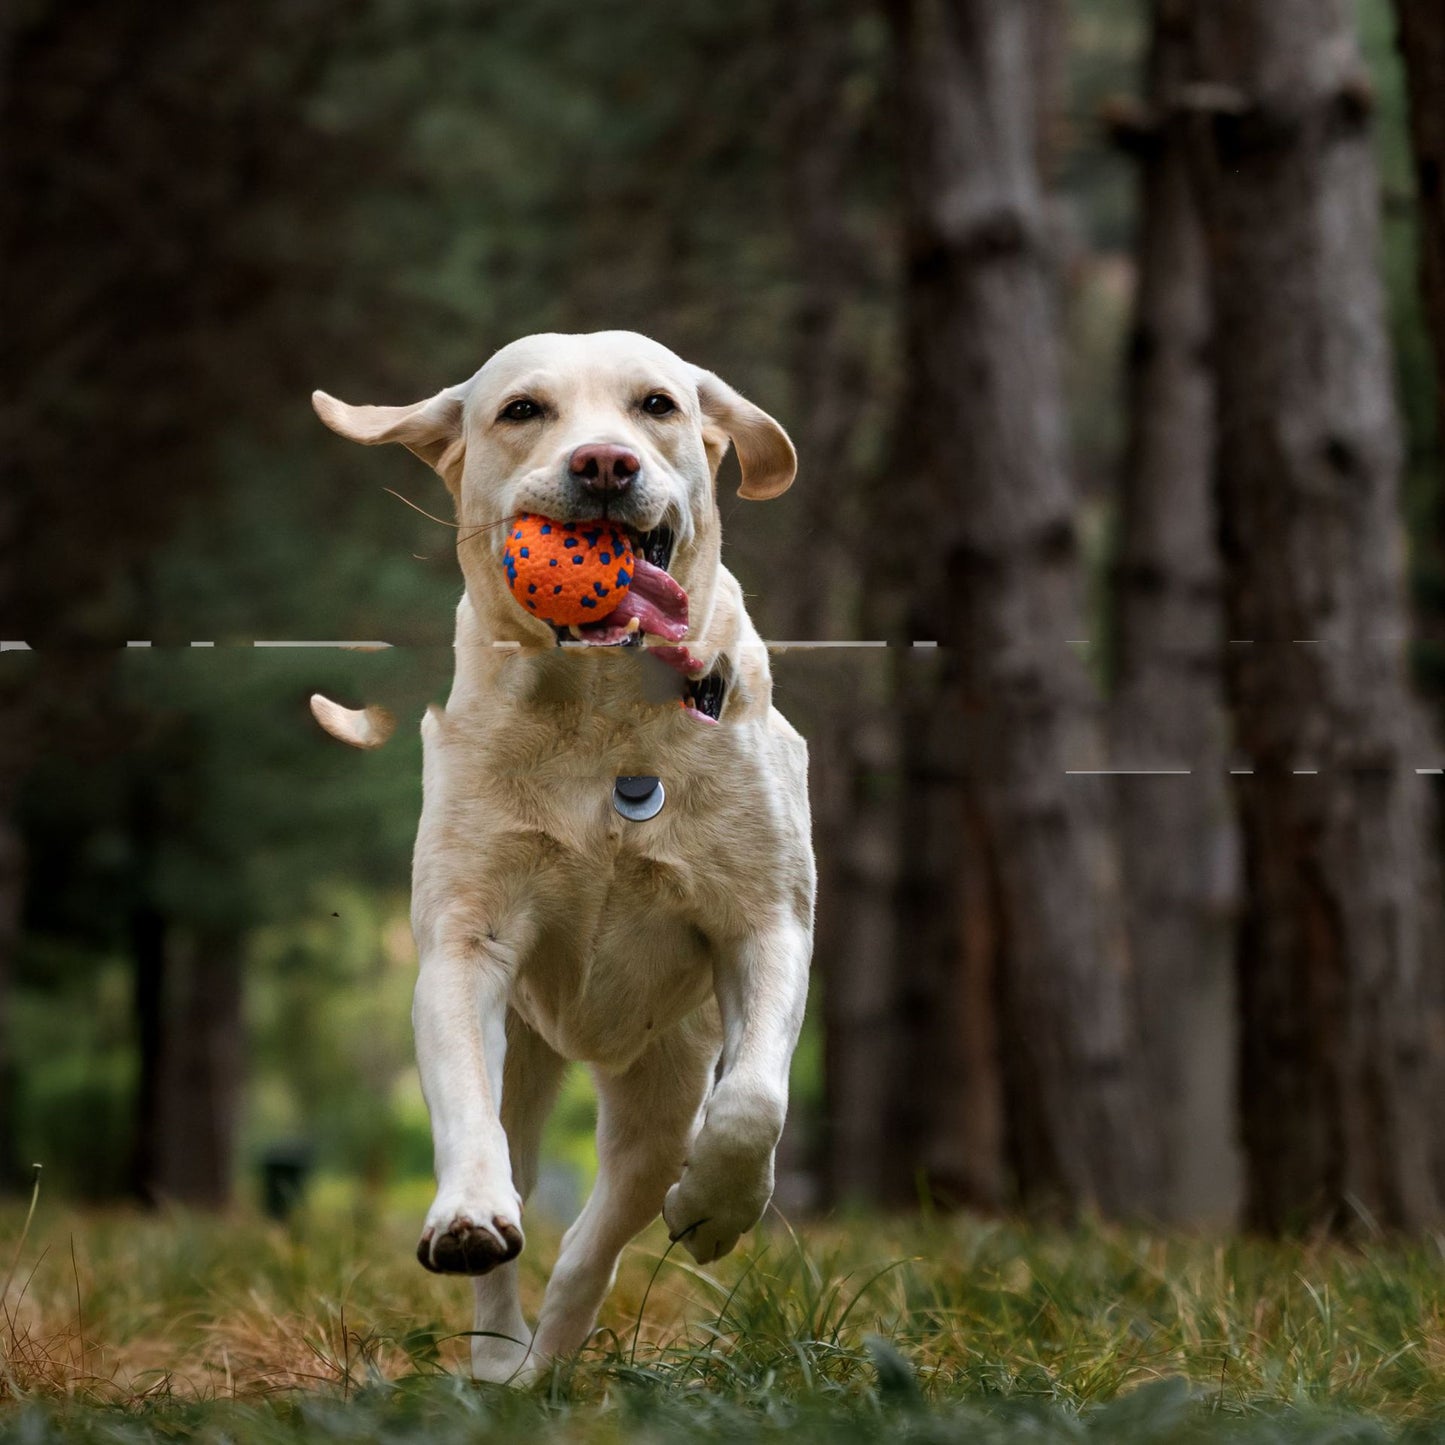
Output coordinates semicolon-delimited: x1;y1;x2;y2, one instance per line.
613;775;665;822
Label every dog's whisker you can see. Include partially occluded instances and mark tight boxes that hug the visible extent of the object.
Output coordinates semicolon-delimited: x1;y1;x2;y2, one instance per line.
455;516;520;547
382;487;519;553
384;491;520;546
382;486;462;530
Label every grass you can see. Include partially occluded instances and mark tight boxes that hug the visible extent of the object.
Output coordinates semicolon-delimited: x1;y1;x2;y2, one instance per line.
3;1186;1445;1442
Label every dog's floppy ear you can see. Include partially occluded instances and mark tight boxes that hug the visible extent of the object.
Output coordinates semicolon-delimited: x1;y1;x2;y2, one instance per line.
312;385;467;492
692;370;797;501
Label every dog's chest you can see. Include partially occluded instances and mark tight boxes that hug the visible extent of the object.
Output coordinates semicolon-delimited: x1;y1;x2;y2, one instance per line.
418;684;807;1069
500;770;746;1067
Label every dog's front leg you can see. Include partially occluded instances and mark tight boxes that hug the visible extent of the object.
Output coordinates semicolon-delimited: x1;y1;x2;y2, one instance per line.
663;914;810;1264
413;918;529;1275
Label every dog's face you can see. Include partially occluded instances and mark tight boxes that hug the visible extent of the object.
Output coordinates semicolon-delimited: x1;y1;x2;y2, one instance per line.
313;331;795;644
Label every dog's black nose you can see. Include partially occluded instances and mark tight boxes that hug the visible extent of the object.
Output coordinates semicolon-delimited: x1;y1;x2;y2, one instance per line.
570;443;639;494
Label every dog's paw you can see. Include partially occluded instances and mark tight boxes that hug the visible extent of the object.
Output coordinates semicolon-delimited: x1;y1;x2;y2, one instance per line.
418;1193;524;1275
471;1329;535;1384
662;1157;773;1266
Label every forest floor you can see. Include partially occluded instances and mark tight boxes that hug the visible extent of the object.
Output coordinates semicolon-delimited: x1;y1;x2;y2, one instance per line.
2;1193;1444;1442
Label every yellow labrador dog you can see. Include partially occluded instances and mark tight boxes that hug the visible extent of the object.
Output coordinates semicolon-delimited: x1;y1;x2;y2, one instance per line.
309;331;815;1382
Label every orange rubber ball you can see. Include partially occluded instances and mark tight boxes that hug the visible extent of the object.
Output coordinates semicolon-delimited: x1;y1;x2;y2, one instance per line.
503;513;635;626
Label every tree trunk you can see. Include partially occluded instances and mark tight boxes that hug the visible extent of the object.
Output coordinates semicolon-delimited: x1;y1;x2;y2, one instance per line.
774;0;919;1207
154;928;245;1207
1108;0;1239;1222
0;807;22;1190
1188;0;1444;1232
821;665;912;1204
1394;0;1445;710
130;900;168;1204
887;0;1157;1216
1028;0;1070;182
130;768;244;1209
1395;0;1445;468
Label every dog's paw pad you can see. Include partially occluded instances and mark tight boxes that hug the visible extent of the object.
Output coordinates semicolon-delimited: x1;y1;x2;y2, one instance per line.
417;1215;523;1275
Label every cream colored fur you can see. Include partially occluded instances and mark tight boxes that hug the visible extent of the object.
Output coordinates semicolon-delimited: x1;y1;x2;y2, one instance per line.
310;332;815;1383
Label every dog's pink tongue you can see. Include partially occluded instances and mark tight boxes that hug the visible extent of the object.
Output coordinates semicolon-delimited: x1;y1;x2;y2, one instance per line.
602;556;688;641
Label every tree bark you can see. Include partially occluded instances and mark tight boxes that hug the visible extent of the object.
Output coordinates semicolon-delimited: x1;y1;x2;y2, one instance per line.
133;914;246;1208
130;901;168;1204
1394;0;1445;706
774;0;925;1207
887;0;1157;1216
1188;0;1444;1232
1395;0;1445;468
1108;0;1238;1222
821;667;912;1204
153;928;245;1207
0;802;22;1190
1028;0;1071;182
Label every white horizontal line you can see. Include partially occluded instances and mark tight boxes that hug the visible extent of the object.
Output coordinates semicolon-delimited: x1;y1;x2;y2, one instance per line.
252;641;393;649
1292;769;1318;775
1419;768;1444;775
1066;769;1193;776
766;640;889;648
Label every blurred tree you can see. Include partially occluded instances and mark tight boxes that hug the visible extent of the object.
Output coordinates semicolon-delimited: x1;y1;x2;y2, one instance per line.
0;682;24;1188
1395;2;1445;476
774;0;904;1204
0;0;424;1202
884;0;1157;1214
1394;0;1445;706
1188;0;1444;1231
1105;0;1237;1220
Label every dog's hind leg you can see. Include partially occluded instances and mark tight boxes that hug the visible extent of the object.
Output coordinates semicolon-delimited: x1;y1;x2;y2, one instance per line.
471;1012;566;1383
524;1020;718;1376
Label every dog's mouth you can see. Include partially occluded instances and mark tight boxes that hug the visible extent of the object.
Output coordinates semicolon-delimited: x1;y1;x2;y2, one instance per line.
551;526;698;664
538;523;724;721
678;666;726;726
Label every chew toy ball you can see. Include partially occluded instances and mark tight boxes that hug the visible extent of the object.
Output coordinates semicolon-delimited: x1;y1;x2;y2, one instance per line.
503;513;635;626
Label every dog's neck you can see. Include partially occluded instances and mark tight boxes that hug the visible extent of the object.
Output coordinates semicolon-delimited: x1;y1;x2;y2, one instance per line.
446;514;752;726
447;574;754;728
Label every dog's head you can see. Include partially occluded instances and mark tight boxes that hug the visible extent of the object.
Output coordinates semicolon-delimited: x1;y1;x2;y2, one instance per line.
313;331;794;651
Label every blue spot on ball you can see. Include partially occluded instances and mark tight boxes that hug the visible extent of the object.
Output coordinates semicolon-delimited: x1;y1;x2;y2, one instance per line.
573;555;584;565
616;567;631;588
580;596;597;609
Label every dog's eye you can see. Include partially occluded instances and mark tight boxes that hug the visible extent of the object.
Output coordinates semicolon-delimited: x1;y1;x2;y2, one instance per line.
641;392;677;417
499;398;543;422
